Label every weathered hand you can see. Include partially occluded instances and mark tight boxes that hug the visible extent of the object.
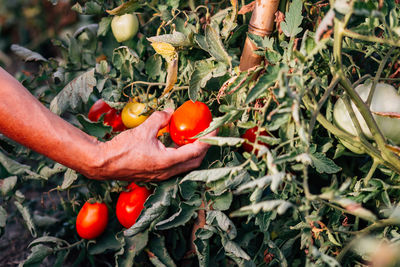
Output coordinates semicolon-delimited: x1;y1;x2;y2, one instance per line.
87;109;216;181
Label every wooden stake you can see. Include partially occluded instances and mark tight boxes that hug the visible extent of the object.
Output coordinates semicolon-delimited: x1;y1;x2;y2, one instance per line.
239;0;281;71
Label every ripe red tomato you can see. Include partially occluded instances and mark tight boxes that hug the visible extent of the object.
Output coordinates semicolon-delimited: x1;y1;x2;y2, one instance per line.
169;101;213;146
241;126;270;154
88;99;126;132
116;183;151;229
76;201;108;239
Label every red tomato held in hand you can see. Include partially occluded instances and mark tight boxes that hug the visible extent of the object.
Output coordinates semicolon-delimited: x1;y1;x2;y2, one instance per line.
169;101;213;146
241;126;270;154
116;183;151;229
88;99;126;132
76;201;108;239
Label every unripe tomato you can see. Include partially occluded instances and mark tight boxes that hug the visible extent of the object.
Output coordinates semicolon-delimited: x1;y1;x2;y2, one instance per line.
111;14;139;42
241;126;270;154
116;183;151;229
121;101;149;128
333;83;400;148
88;99;126;132
76;201;108;239
169;101;213;146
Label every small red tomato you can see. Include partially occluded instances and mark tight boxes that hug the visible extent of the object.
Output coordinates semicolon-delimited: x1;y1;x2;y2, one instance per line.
241;126;270;154
76;201;108;239
88;99;126;132
116;183;151;229
169;101;213;146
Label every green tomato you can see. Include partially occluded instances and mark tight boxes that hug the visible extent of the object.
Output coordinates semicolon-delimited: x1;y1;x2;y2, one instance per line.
333;82;400;149
111;14;139;42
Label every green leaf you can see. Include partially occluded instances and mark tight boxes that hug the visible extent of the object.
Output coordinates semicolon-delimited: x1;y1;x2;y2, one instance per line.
112;46;140;80
221;237;250;261
212;191;233;211
235;173;286;194
205;25;231;66
200;136;243;147
1;176;17;196
155;202;198;230
89;231;121;255
280;0;303;37
97;17;112;37
189;60;215;102
11;44;47;62
147;31;191;47
116;230;149;266
248;34;274;49
0;151;31;175
61;169;78;190
148;234;177;267
0;205;7;228
39;163;67;179
15;201;37;237
181;166;241;183
124;180;178;237
22;244;53;266
77;114;112;138
146;55;163;80
231;200;294;217
207;210;237;239
33;214;59;228
106;0;141;15
29;236;66;248
196;110;242;137
309;152;342;174
245;65;280;104
50;69;96;115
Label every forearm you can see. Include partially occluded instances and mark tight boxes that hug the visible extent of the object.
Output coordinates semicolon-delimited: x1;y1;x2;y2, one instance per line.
0;68;101;177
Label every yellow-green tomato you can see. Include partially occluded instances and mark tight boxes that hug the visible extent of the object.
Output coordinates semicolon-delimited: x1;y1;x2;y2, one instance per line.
121;102;149;128
111;14;139;42
333;82;400;146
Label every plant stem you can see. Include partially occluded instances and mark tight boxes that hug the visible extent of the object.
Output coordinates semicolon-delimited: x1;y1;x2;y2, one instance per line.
364;159;379;186
342;29;400;47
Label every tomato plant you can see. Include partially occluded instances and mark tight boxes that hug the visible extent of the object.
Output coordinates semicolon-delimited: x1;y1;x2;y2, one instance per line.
111;13;139;43
76;201;108;240
6;0;400;266
241;126;270;154
88;99;126;132
116;183;151;229
169;101;212;146
121;101;149;128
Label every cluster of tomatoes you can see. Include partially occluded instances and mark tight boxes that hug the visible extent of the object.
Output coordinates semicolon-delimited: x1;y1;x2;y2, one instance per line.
76;99;215;239
76;183;151;239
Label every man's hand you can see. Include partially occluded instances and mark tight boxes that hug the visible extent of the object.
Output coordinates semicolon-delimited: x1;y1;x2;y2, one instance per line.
89;109;217;181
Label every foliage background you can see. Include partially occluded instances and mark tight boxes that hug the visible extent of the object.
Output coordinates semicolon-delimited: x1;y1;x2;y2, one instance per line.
1;0;400;266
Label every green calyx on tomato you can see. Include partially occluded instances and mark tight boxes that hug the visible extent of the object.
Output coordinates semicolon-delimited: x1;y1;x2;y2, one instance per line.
121;101;150;128
169;100;213;146
241;126;270;154
333;82;400;153
111;13;139;43
116;183;151;229
88;99;126;132
76;201;108;240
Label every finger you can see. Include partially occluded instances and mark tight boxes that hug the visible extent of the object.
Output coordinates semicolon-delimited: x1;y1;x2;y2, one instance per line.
139;108;174;136
164;140;210;165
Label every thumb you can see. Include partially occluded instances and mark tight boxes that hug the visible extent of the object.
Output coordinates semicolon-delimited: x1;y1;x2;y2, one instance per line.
140;108;174;136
